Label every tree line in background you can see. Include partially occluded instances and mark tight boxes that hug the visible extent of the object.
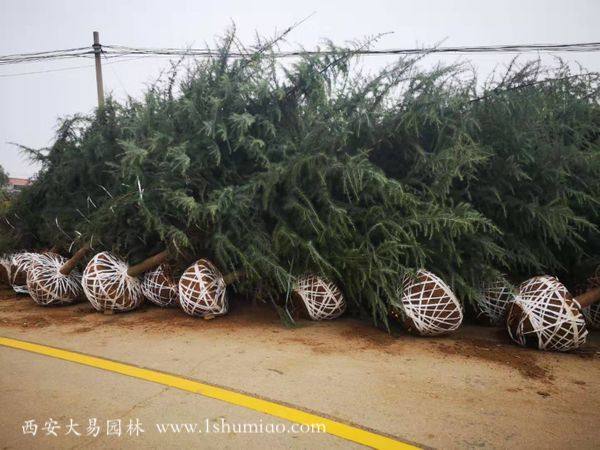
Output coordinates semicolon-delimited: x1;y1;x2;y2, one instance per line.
2;31;599;327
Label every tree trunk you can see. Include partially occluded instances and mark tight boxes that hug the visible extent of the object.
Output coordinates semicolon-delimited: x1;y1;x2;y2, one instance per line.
127;250;169;278
59;246;90;275
575;286;600;309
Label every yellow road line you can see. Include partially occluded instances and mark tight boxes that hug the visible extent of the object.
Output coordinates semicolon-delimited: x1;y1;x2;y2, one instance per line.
0;336;419;449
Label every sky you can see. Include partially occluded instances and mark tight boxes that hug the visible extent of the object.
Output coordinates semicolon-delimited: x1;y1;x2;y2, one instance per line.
1;0;599;178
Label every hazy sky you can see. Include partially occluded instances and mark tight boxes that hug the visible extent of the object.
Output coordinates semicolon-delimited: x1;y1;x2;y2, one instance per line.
1;0;599;178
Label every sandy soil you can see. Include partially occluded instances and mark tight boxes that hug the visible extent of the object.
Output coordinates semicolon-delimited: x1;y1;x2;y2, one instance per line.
0;287;599;449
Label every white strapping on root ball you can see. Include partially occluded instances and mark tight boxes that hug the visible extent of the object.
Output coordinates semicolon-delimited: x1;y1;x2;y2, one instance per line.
390;269;463;336
141;264;179;307
82;251;143;312
292;274;346;320
178;259;228;317
26;253;83;306
9;252;44;294
474;279;515;326
506;275;587;352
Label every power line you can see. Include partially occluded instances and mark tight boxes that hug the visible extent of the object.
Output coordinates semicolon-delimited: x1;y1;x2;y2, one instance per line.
0;48;93;65
0;63;93;77
2;41;600;67
0;55;175;78
103;41;600;58
101;49;129;97
0;46;90;57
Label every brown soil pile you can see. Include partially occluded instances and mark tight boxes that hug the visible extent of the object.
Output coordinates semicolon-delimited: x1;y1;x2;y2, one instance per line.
434;338;549;380
1;287;598;383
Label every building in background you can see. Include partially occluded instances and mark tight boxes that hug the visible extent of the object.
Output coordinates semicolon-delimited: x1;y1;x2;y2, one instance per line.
6;177;30;193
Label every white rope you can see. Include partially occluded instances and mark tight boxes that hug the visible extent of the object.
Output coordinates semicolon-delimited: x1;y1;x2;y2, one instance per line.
474;279;514;325
26;253;82;305
178;259;228;317
294;274;346;320
9;252;42;294
141;264;179;307
507;275;587;351
81;251;143;312
582;267;600;329
391;269;463;336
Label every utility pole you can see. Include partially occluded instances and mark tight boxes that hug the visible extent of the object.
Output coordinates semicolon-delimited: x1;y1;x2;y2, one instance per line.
93;31;105;107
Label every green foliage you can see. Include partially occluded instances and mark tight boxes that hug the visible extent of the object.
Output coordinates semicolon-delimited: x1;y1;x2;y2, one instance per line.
2;30;599;326
0;165;11;249
0;165;8;187
3;102;131;251
468;62;600;281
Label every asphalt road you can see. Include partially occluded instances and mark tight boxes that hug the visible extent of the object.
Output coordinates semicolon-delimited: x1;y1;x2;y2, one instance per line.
1;347;362;449
1;293;599;449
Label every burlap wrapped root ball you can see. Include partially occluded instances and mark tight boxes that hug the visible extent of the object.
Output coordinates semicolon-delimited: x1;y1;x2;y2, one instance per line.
141;264;179;307
26;253;83;306
390;269;463;336
178;259;229;317
292;274;346;320
582;267;600;329
583;304;600;330
82;252;144;312
474;279;515;326
0;255;11;286
9;252;43;294
507;275;587;352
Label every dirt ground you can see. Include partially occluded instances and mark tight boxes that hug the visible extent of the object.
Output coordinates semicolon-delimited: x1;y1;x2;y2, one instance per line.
0;287;599;449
